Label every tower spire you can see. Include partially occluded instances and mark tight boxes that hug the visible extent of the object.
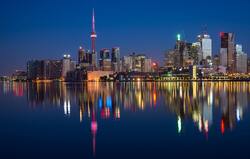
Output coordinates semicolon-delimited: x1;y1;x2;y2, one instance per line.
90;8;97;53
92;8;95;33
90;8;97;69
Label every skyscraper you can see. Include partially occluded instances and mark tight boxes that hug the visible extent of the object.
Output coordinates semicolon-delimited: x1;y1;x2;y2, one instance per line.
220;32;235;73
122;53;152;72
111;47;121;72
99;49;112;71
78;46;85;64
235;44;247;73
191;42;202;65
197;33;212;60
78;46;92;68
62;54;75;79
174;35;187;67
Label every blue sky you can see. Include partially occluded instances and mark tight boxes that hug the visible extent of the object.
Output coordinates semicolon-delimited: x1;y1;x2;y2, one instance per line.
1;0;250;75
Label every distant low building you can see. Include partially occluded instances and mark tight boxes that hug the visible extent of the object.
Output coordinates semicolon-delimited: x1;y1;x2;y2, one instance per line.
87;71;113;81
66;68;87;82
12;70;27;81
27;59;62;80
27;60;44;80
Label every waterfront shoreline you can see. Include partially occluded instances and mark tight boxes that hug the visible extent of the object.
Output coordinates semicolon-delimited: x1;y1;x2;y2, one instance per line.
1;79;250;83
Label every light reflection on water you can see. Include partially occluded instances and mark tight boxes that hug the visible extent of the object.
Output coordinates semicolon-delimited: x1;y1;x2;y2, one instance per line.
1;81;250;158
2;81;250;130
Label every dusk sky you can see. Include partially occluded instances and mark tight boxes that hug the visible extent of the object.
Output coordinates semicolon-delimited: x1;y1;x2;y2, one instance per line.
1;0;250;75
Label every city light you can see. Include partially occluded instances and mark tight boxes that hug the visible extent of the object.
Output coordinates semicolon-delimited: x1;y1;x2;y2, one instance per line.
177;34;181;41
1;3;250;159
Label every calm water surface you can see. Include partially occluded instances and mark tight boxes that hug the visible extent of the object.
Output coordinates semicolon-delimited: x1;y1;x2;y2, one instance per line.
0;81;250;159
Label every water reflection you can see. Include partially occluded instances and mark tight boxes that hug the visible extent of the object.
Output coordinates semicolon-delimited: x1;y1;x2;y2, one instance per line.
1;81;250;155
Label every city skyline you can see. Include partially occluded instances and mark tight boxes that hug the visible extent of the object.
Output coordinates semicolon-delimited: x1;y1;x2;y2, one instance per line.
2;1;250;158
1;0;250;75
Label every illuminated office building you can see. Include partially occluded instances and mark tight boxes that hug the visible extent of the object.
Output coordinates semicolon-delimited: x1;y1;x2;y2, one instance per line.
27;60;62;80
111;47;121;72
122;53;152;72
235;44;247;73
99;49;112;71
220;32;235;73
197;33;212;60
62;54;76;79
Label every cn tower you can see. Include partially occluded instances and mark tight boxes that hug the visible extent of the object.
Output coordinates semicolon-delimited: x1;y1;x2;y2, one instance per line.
90;8;97;53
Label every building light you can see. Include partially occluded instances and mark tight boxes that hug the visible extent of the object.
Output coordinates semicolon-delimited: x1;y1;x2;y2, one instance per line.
177;34;181;41
220;32;224;37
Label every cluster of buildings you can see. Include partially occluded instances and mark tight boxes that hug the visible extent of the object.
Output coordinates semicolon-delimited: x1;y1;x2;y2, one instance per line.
2;9;250;82
122;53;153;72
164;32;248;79
25;9;155;82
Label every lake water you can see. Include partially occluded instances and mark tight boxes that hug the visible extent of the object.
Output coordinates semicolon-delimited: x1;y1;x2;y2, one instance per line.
1;81;250;159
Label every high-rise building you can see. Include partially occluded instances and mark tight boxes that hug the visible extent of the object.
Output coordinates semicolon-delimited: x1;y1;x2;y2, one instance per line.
197;34;212;60
133;54;146;72
100;49;110;59
247;58;250;73
78;46;92;69
235;44;247;73
164;50;175;68
143;58;152;72
213;55;220;69
174;34;197;67
191;42;202;65
164;35;189;68
78;47;86;65
236;54;247;73
236;44;243;54
122;53;152;72
174;38;187;67
111;47;121;72
122;56;133;72
220;48;228;67
62;54;75;79
99;49;112;71
44;60;62;80
220;32;235;72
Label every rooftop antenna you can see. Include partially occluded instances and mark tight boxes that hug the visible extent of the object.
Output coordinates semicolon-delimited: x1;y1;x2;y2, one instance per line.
203;24;208;35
